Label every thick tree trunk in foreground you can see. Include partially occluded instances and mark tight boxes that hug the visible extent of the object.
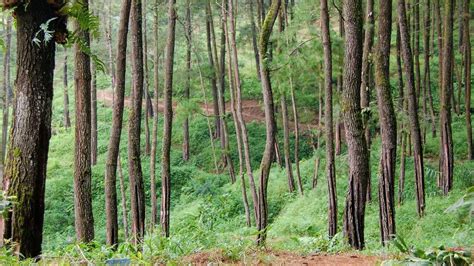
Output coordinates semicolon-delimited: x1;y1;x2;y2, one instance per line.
463;0;472;160
320;0;337;239
128;0;146;243
257;0;280;246
439;0;454;195
397;0;426;216
161;0;177;237
74;0;95;243
105;0;131;247
374;0;397;245
2;1;56;257
341;0;370;250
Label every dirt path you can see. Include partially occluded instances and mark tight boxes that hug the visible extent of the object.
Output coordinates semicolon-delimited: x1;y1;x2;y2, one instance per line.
97;90;319;131
183;251;384;265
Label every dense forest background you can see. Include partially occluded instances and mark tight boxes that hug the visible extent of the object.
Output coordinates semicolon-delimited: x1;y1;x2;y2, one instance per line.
0;0;472;264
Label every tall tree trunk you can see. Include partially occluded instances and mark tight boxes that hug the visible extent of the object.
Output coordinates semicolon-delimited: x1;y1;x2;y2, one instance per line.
226;0;259;224
249;0;261;80
150;0;160;227
117;156;129;239
374;0;397;245
63;50;71;128
290;82;304;195
2;1;56;257
224;12;252;226
1;16;12;172
335;13;345;156
129;0;146;243
341;0;370;250
360;0;374;202
397;0;426;217
161;0;177;237
423;0;437;138
281;94;295;193
206;3;221;140
143;0;152;157
320;0;337;238
74;0;95;243
105;0;116;91
256;0;280;246
439;0;454;195
463;0;472;160
398;131;407;205
182;0;191;161
396;24;404;111
435;0;443;107
91;61;98;166
105;0;131;247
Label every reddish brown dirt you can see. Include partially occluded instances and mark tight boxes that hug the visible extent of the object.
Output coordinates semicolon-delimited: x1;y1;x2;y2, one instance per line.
97;90;319;131
183;250;383;265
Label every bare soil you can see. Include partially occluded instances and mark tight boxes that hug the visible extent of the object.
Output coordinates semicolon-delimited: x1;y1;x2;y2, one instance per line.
182;250;384;265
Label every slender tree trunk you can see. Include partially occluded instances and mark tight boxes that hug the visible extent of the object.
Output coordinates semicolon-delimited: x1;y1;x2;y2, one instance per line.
206;3;221;140
398;131;406;205
1;16;12;171
335;13;345;156
423;0;437;138
290;82;304;195
105;0;131;247
249;0;261;80
117;156;129;239
74;0;95;243
128;0;146;243
150;0;160;227
2;1;56;257
256;0;280;246
161;0;177;237
396;24;404;111
226;0;259;224
435;0;443;106
463;0;472;160
320;0;337;238
182;0;191;161
63;50;71;128
341;0;370;250
439;0;454;195
105;0;116;91
374;0;397;245
397;0;426;216
143;0;151;157
360;0;374;203
91;61;98;166
281;94;295;193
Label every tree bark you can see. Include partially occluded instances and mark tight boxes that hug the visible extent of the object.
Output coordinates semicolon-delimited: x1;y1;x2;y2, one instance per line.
439;0;454;195
341;0;370;250
128;0;146;243
161;0;177;237
63;50;71;128
360;0;374;203
206;3;221;140
105;0;131;247
225;0;259;224
320;0;337;239
374;0;397;245
423;0;437;138
463;0;472;160
2;1;56;257
143;0;152;157
397;0;426;217
91;61;98;166
150;0;160;227
74;0;95;243
256;0;280;246
182;0;191;162
281;94;295;193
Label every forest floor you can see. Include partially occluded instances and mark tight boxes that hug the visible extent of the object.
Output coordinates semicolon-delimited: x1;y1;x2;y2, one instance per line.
183;250;384;265
97;90;319;131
